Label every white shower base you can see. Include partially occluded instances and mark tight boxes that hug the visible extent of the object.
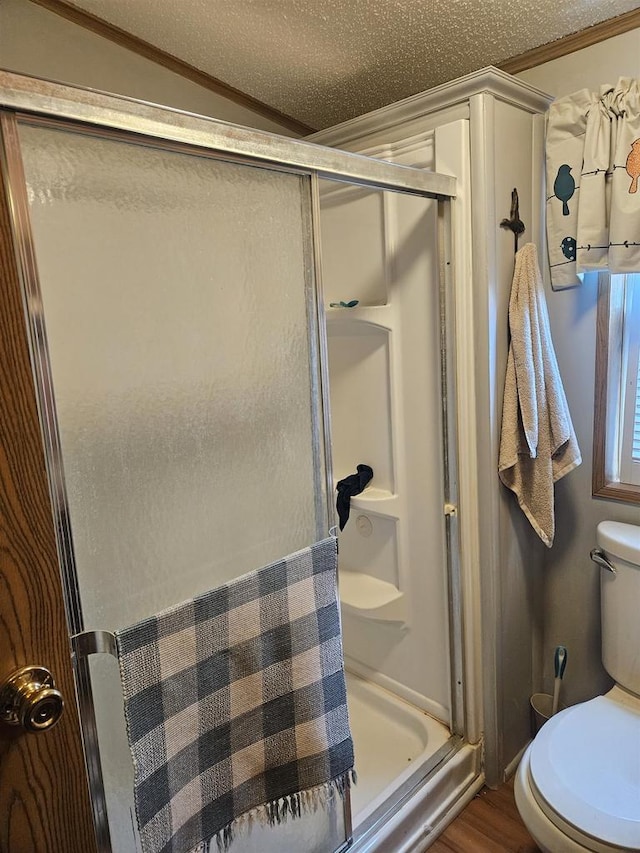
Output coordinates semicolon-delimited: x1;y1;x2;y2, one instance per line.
345;671;484;852
346;671;451;826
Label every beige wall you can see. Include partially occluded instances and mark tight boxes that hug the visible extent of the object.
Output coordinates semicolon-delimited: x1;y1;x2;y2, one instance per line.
0;0;295;136
518;29;640;97
517;32;640;706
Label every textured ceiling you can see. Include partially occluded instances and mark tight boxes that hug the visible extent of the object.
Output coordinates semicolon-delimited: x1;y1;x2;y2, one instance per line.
67;0;639;129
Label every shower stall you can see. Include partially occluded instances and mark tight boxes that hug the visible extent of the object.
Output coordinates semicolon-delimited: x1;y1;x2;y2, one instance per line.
318;179;464;841
0;69;480;853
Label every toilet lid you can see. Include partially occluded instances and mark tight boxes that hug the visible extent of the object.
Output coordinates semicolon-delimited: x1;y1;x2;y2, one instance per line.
529;694;640;850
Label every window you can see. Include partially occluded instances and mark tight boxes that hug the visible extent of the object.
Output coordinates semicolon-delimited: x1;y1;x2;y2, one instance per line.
593;273;640;501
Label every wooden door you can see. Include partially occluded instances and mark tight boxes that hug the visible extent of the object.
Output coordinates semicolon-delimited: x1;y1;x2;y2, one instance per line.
0;153;97;853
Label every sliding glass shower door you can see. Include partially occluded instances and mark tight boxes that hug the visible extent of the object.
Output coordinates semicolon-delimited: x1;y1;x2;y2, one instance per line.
13;119;336;853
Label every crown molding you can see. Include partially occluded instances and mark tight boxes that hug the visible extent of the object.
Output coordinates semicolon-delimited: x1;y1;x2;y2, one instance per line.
27;0;315;136
499;7;640;75
307;67;552;147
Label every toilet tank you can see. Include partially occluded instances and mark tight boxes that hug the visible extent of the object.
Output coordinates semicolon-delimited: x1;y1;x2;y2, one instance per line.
597;521;640;695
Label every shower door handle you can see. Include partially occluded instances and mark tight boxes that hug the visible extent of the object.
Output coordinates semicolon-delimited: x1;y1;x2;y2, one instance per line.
0;665;65;733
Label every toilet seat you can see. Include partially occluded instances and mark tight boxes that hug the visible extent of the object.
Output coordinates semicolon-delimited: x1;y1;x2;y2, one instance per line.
528;688;640;851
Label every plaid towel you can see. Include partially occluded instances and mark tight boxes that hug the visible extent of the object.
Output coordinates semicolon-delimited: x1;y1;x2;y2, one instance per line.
114;537;354;853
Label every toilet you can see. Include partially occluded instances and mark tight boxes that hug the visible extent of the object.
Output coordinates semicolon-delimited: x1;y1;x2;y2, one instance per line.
514;521;640;853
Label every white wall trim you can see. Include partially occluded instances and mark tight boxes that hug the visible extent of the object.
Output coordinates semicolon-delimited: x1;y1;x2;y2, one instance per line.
434;118;484;748
307;67;551;149
468;91;504;787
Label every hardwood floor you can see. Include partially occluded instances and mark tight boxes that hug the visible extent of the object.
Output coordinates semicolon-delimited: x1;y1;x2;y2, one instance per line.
426;778;542;852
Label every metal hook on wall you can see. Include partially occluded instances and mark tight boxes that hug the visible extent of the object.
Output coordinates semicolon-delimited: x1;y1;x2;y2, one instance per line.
500;188;526;253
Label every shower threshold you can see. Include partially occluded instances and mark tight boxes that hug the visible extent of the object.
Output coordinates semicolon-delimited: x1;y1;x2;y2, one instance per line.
346;671;482;852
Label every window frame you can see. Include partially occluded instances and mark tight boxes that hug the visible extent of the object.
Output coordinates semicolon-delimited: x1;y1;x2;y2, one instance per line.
619;279;640;484
593;272;640;503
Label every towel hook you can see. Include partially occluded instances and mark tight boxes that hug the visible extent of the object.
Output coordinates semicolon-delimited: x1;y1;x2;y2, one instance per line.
500;188;526;253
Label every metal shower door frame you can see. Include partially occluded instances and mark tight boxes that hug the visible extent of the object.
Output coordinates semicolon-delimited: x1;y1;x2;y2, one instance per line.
0;70;459;853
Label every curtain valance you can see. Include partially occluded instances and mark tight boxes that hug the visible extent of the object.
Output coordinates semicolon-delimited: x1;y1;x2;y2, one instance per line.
546;78;640;289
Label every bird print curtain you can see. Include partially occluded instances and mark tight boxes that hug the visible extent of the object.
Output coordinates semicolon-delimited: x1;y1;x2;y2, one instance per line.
546;78;640;289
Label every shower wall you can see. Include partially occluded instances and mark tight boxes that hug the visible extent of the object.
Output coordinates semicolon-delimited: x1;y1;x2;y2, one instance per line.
320;157;451;725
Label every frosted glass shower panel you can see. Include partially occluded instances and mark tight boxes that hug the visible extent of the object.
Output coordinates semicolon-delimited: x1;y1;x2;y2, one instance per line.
18;122;323;628
17;119;343;853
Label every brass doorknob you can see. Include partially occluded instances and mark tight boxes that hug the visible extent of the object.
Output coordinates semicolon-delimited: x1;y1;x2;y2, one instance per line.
0;665;64;733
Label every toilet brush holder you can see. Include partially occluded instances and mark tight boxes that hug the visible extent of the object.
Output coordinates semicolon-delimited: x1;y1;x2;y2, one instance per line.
530;692;565;736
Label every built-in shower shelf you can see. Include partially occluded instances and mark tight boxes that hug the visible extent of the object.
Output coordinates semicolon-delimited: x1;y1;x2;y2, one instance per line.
339;570;406;623
350;488;399;518
326;304;395;330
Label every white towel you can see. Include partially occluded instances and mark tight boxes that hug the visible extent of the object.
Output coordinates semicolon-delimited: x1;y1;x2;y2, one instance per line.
498;243;581;547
